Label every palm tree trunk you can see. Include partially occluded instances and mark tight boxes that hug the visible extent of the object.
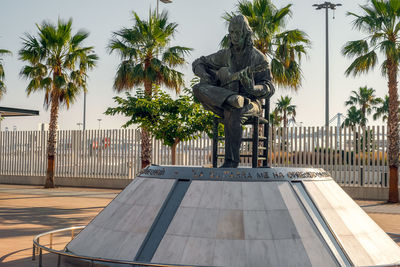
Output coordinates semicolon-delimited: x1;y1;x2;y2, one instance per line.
284;111;287;128
141;79;153;169
44;94;59;188
361;106;366;127
171;138;180;165
141;129;151;169
387;60;399;203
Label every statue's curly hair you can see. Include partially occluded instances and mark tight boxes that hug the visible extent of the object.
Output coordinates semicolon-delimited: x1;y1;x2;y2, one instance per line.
228;15;254;49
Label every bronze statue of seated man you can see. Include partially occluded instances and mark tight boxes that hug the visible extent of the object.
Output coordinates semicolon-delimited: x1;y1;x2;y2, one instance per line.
192;15;274;168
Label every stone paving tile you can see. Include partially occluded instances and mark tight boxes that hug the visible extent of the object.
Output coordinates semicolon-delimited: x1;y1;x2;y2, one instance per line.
0;186;117;267
356;200;400;214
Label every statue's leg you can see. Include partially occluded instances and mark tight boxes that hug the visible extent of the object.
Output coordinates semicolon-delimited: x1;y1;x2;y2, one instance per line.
222;101;262;167
193;83;236;117
223;108;242;167
240;101;262;122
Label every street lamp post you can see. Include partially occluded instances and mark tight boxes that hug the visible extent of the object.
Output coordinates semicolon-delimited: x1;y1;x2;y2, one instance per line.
83;92;87;131
313;2;341;127
157;0;172;16
77;122;83;130
97;119;102;130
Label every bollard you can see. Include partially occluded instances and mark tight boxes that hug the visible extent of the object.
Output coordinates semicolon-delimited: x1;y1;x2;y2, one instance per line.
385;172;388;187
39;248;42;267
32;244;35;260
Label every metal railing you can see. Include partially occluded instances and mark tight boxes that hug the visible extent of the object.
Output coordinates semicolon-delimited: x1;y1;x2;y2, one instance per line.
32;226;196;267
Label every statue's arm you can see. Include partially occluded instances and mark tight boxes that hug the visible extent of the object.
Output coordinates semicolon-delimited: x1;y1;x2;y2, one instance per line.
243;67;273;98
192;57;215;83
192;50;226;84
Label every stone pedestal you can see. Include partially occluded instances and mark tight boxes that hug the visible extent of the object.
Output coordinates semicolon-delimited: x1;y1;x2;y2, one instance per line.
66;166;400;267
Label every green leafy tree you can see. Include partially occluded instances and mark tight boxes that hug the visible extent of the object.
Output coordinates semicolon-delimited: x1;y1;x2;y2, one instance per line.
0;49;12;100
105;88;214;165
19;19;98;188
108;11;192;169
345;86;382;126
222;0;310;90
342;106;363;127
342;0;400;202
275;95;296;127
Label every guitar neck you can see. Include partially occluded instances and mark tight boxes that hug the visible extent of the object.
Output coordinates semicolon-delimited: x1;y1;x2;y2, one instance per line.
222;63;268;86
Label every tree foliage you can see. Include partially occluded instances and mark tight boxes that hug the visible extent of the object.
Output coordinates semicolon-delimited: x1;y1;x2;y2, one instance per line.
344;86;382;126
269;108;282;127
19;19;98;109
0;49;12;100
342;106;364;127
222;0;310;90
373;95;389;122
108;11;192;94
275;95;296;127
342;0;400;77
105;87;215;148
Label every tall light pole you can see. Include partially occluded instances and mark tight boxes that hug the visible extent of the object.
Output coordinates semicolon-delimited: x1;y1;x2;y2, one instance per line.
157;0;172;16
83;91;87;131
313;2;341;127
97;119;102;130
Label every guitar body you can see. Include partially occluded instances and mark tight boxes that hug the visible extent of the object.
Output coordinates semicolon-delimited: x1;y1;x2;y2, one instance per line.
214;67;240;93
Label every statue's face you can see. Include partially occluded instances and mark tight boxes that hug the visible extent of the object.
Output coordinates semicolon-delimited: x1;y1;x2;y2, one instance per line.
229;22;244;47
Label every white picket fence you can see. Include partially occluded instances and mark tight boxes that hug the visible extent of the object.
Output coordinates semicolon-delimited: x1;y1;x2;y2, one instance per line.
0;126;391;187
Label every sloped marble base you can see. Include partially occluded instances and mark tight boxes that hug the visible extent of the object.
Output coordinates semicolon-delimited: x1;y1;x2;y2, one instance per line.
66;166;400;267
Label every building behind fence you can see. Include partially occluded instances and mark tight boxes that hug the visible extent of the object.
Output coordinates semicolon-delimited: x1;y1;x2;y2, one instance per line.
0;126;392;187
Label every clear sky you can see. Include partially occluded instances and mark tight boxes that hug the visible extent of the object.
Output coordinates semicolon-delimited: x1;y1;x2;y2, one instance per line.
0;0;388;131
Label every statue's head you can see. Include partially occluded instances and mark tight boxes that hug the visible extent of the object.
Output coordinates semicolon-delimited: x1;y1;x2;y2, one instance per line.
228;15;253;49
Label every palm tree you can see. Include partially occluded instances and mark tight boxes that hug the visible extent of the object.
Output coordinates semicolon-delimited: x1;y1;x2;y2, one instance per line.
342;106;363;127
373;95;390;122
19;19;98;188
108;11;191;168
269;108;282;127
269;108;282;151
223;0;310;90
275;95;296;127
344;86;382;126
0;49;12;100
342;0;400;202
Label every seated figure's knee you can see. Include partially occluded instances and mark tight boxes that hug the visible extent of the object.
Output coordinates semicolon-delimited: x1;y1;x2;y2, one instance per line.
192;83;200;95
192;83;205;100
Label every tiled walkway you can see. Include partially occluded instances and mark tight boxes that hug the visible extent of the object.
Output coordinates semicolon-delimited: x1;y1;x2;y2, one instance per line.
0;184;399;267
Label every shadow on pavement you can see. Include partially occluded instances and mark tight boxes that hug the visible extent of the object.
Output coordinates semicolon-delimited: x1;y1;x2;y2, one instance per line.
0;206;103;238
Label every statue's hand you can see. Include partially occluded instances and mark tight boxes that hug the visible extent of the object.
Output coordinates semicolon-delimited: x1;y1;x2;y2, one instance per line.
239;67;254;91
200;74;216;84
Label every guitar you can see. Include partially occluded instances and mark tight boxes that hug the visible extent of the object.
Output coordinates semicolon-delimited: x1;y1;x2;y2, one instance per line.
212;63;269;93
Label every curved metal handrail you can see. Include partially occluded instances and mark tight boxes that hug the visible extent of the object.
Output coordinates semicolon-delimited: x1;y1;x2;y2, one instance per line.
32;226;195;267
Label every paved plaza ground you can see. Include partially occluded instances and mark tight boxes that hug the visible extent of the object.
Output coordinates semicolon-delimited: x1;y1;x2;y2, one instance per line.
0;184;399;267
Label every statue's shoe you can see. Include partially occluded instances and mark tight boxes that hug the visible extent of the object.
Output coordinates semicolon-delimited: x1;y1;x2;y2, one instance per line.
226;95;249;108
